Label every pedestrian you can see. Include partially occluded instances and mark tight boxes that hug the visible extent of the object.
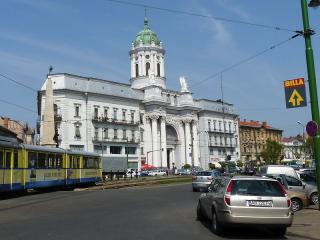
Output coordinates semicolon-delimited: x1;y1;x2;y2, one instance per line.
130;170;133;180
110;170;113;181
135;169;138;179
166;169;169;176
124;170;127;180
117;170;120;181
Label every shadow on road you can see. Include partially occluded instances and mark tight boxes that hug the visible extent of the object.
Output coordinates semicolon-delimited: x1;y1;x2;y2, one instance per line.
199;219;289;239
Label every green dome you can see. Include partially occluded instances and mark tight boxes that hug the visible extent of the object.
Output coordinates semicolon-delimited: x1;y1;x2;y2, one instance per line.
133;17;161;47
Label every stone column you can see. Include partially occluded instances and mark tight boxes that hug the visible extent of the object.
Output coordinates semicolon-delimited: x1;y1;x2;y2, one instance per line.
192;120;200;167
150;115;159;166
160;56;165;77
160;116;167;168
142;54;146;76
138;55;142;76
150;53;154;75
145;117;152;165
178;121;185;168
184;119;192;165
131;56;135;78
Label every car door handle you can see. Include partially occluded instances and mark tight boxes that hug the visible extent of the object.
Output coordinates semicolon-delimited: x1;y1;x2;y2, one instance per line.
288;187;293;189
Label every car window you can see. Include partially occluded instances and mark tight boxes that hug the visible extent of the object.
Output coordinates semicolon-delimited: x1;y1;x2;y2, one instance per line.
209;179;222;193
285;176;302;186
231;180;285;197
196;171;212;176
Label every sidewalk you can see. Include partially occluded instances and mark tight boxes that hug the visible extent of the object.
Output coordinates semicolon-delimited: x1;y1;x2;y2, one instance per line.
287;205;320;240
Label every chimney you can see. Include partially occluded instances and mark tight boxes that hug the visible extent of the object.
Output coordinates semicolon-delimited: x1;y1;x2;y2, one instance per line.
262;121;267;127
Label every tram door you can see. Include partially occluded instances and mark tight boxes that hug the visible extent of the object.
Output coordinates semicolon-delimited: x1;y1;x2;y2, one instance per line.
3;151;12;189
67;155;80;184
0;150;4;188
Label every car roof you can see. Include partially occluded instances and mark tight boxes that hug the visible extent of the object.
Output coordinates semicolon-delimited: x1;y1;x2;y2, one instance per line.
231;175;278;181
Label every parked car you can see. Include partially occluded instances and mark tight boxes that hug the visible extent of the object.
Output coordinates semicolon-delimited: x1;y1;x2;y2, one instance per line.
192;170;221;192
264;174;318;205
175;168;191;175
126;168;140;177
259;165;299;179
148;169;167;176
287;189;309;212
197;176;293;236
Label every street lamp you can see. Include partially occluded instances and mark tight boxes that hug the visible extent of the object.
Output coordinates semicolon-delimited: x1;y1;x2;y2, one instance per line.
300;0;320;208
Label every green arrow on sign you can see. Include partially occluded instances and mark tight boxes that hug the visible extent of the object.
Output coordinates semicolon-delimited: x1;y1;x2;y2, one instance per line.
289;89;304;106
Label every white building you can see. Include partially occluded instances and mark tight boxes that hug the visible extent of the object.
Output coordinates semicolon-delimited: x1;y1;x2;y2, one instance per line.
39;17;240;171
282;136;304;163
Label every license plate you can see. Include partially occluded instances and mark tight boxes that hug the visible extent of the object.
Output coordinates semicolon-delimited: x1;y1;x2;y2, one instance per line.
247;200;273;207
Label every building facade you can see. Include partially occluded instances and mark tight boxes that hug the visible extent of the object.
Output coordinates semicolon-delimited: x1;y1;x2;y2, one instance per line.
239;119;282;164
39;17;240;171
0;116;35;144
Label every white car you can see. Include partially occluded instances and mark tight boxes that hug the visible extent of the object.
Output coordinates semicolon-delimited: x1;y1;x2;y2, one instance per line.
148;169;167;176
126;169;140;177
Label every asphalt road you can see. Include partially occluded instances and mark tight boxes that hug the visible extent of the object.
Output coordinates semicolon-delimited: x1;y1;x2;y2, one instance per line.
0;183;302;240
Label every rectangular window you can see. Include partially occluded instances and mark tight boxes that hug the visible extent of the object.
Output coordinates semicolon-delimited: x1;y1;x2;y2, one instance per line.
104;128;108;139
228;122;232;133
114;129;118;139
131;130;135;141
223;122;226;132
123;129;127;140
125;147;136;155
69;145;84;151
94;107;99;119
213;120;216;130
208;120;211;131
113;108;118;121
131;111;135;123
141;147;144;155
122;110;126;121
140;130;144;142
140;114;144;124
5;152;11;169
38;153;47;168
14;151;18;168
104;107;108;118
219;121;222;131
74;104;80;117
75;125;81;139
110;146;122;154
210;148;214;155
94;127;99;139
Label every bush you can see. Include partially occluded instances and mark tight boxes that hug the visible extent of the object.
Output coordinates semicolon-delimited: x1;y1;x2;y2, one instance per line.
183;164;191;169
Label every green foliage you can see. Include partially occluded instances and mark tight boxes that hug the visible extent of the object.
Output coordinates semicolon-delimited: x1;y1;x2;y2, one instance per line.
236;161;243;168
260;140;283;164
183;164;191;169
208;163;216;170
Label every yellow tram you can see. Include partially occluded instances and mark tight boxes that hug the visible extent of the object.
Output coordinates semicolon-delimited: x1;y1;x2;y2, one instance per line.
0;141;102;192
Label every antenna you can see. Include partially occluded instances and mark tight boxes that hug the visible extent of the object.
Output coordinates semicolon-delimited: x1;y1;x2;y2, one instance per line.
49;66;53;75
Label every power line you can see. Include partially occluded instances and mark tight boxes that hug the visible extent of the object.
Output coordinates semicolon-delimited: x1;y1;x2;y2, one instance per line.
0;98;37;114
104;0;296;33
0;73;37;92
191;33;301;88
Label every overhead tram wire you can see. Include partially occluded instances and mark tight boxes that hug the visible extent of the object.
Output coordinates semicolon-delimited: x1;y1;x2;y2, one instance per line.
191;33;302;88
0;73;37;92
0;98;37;114
104;0;296;33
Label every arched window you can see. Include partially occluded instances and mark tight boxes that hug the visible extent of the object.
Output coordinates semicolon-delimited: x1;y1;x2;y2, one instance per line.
157;63;160;77
146;62;150;76
135;64;139;77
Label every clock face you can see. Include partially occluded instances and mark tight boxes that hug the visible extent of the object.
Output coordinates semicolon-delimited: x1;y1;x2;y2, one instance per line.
135;56;138;60
146;55;150;59
157;56;160;60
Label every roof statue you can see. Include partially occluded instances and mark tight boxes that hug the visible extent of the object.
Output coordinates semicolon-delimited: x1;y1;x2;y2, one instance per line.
149;70;155;84
179;76;190;93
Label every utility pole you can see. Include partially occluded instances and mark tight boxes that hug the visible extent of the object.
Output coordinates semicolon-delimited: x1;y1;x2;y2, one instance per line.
300;0;320;209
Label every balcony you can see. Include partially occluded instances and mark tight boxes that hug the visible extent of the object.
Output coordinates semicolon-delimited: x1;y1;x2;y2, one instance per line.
92;116;139;126
207;129;235;134
54;114;62;122
209;141;235;148
92;137;140;144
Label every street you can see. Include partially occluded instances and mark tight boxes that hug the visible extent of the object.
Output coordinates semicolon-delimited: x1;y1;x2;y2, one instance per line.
0;183;304;240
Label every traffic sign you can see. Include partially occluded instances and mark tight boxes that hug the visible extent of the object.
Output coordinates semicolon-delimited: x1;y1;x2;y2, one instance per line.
284;78;307;108
306;121;318;137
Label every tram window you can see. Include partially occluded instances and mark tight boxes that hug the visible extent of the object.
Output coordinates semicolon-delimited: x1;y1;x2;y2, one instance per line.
5;152;11;169
0;150;3;168
38;153;47;168
13;151;18;168
28;152;37;168
83;157;88;168
48;154;55;168
56;154;62;168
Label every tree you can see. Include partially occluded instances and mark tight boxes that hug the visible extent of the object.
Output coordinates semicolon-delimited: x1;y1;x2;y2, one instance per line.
260;140;283;165
183;163;191;169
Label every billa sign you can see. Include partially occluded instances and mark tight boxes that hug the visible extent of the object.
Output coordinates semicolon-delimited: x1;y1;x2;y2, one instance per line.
284;78;307;108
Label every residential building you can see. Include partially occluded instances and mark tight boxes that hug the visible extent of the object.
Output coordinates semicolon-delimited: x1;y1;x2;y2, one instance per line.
239;119;282;164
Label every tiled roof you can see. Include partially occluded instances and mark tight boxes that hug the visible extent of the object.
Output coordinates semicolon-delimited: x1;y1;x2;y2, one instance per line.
239;120;282;131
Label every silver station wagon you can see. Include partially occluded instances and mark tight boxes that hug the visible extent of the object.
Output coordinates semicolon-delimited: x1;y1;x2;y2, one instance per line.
197;176;293;236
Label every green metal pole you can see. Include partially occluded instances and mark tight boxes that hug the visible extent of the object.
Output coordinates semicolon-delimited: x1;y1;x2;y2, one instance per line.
301;0;320;208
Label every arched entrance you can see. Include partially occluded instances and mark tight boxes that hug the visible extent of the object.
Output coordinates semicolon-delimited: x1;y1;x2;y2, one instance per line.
166;125;178;169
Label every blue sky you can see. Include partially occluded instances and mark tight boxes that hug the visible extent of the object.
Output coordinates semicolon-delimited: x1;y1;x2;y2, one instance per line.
0;0;319;137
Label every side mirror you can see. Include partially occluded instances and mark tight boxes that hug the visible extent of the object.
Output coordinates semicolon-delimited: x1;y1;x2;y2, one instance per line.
303;184;306;189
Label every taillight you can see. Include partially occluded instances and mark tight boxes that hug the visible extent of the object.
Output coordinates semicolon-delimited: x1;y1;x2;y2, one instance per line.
224;180;233;206
208;177;213;180
192;176;197;180
287;199;291;207
277;182;291;207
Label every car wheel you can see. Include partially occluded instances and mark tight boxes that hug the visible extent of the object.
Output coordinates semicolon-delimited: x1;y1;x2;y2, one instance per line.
271;227;287;236
192;187;197;192
211;208;224;235
291;198;303;212
311;192;318;205
196;202;204;221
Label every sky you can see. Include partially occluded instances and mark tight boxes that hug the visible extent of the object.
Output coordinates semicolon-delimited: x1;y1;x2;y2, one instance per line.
0;0;319;137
